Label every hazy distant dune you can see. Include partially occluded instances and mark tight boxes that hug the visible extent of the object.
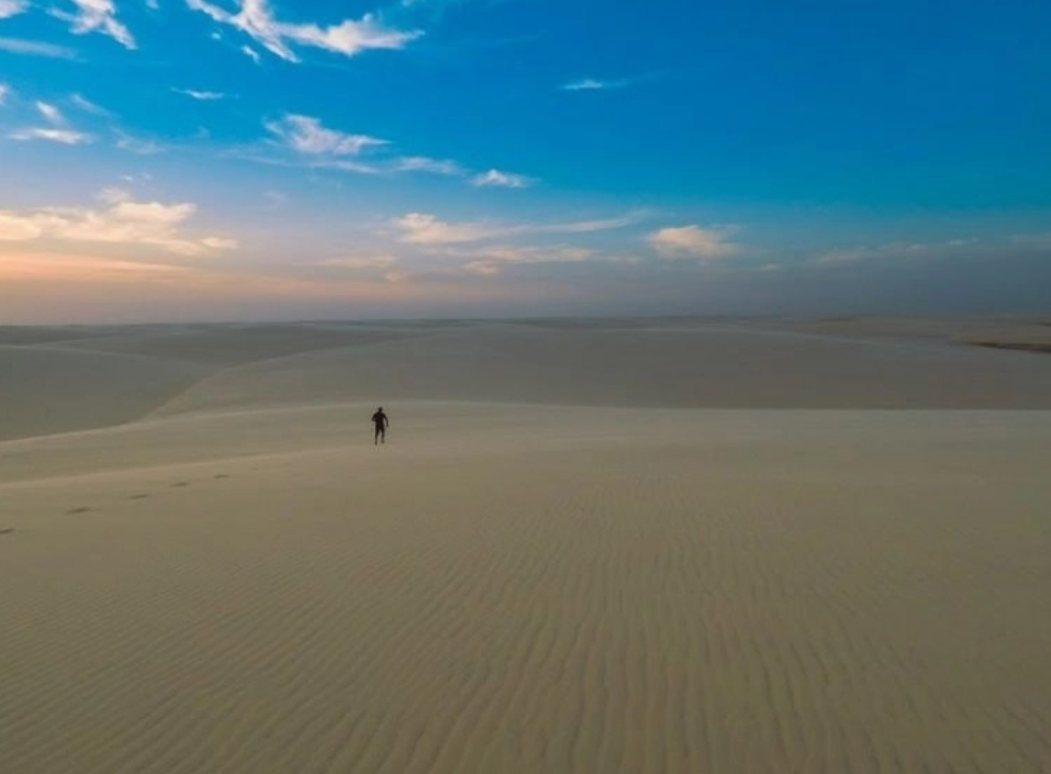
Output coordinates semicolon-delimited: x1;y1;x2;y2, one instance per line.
50;323;425;367
152;323;1051;417
738;315;1051;346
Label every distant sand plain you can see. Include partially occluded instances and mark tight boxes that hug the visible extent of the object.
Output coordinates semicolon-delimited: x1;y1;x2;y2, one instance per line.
2;317;1050;773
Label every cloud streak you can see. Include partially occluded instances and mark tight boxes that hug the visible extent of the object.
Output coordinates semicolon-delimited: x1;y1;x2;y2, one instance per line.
174;88;226;101
561;76;636;92
8;127;93;144
808;239;976;267
49;0;136;49
187;0;421;62
265;113;386;156
0;36;79;58
392;211;642;244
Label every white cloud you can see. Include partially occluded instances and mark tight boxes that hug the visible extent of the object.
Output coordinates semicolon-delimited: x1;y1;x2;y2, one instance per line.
472;169;534;188
561;76;636;92
187;0;421;62
0;0;27;19
35;101;66;125
648;224;742;260
49;0;136;49
394;156;464;176
70;93;111;115
174;87;226;100
562;78;606;91
393;213;494;244
0;194;237;255
0;83;9;106
9;127;93;144
0;36;79;58
265;114;386;155
241;43;261;63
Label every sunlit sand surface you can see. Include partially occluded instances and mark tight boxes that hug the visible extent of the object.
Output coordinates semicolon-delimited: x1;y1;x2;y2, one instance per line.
2;318;1050;773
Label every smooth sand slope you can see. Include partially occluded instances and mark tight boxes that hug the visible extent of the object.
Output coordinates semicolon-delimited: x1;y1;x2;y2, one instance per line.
2;318;1051;773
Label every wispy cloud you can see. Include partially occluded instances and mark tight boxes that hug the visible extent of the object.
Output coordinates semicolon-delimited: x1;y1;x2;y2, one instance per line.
808;239;976;267
472;169;535;188
0;0;27;19
561;76;634;92
392;211;642;244
394;156;464;176
35;101;66;125
1009;232;1051;250
115;131;165;154
8;127;93;144
459;245;596;276
253;116;534;185
648;224;742;260
187;0;421;62
0;36;79;58
0;192;237;255
70;93;111;115
265;113;386;155
173;87;226;100
241;43;261;63
10;98;98;145
48;0;136;49
0;83;10;106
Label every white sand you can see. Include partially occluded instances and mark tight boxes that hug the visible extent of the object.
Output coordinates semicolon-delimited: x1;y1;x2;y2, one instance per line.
2;319;1050;773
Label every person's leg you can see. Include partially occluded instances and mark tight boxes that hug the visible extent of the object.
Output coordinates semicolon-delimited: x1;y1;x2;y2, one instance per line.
374;426;379;444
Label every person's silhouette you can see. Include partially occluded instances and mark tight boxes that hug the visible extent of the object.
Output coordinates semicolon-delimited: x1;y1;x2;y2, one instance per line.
371;407;389;445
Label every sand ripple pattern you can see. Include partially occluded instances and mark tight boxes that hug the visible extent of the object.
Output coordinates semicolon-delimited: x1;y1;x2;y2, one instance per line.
2;420;1050;774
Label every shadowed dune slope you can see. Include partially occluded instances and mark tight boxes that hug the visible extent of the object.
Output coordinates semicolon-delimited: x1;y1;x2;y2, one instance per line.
0;346;211;441
152;325;1051;416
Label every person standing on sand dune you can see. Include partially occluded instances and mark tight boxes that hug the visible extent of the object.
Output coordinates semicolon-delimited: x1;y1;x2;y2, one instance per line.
371;407;389;445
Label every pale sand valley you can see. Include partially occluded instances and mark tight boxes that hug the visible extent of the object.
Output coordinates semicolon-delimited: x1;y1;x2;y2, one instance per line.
2;316;1050;773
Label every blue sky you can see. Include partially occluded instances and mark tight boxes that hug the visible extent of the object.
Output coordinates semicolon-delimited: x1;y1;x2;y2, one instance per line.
1;0;1050;322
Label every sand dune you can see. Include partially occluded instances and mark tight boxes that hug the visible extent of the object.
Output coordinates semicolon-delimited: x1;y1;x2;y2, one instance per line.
152;323;1051;417
0;345;210;441
2;319;1050;773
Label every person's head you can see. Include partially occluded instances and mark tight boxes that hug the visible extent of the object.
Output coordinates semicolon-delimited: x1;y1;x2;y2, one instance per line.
377;406;383;412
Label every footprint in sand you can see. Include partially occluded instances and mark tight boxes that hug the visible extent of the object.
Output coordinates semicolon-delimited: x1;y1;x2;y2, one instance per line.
0;528;14;536
214;474;230;480
129;493;151;500
170;482;190;488
67;507;92;515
